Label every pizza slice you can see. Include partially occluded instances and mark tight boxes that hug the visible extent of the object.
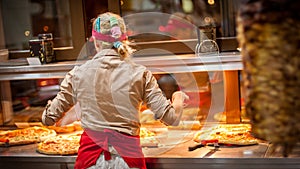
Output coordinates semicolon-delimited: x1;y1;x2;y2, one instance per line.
47;121;83;133
139;127;159;147
0;126;56;146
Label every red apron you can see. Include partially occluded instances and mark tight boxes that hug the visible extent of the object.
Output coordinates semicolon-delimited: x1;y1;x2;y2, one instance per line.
75;129;146;169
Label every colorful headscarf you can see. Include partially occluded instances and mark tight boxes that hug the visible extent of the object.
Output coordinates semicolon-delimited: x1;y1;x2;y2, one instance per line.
91;15;127;48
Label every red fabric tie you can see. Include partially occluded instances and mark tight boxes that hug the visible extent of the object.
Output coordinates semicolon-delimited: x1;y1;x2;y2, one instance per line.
91;30;127;42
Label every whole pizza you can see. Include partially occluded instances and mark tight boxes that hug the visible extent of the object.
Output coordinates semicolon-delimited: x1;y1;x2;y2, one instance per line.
0;126;56;146
193;124;259;145
37;133;81;155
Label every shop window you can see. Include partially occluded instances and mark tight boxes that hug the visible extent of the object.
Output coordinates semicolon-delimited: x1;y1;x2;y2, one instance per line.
0;0;85;61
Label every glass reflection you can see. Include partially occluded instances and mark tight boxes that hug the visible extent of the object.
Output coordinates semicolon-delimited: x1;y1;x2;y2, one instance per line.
0;0;72;50
121;0;221;41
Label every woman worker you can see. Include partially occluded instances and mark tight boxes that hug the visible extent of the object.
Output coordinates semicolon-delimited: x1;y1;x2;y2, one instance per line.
42;12;188;169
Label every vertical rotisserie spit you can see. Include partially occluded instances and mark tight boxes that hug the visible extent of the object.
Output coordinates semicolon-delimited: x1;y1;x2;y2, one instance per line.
237;0;300;157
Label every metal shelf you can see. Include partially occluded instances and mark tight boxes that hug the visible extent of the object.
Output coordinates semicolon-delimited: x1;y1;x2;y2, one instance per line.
0;52;242;81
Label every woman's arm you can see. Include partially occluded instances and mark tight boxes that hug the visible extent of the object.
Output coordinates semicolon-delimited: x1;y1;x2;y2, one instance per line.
42;69;77;126
143;71;189;126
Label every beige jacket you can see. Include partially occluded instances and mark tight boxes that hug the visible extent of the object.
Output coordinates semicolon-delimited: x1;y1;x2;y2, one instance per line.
42;49;177;135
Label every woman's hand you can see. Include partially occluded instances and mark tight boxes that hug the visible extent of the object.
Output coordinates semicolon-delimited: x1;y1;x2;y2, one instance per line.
172;91;189;107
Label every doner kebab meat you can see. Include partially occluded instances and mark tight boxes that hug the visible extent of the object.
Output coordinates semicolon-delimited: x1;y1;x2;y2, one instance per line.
237;0;300;157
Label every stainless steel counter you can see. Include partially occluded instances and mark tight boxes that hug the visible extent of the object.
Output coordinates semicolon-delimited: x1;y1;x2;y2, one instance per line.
0;130;299;169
